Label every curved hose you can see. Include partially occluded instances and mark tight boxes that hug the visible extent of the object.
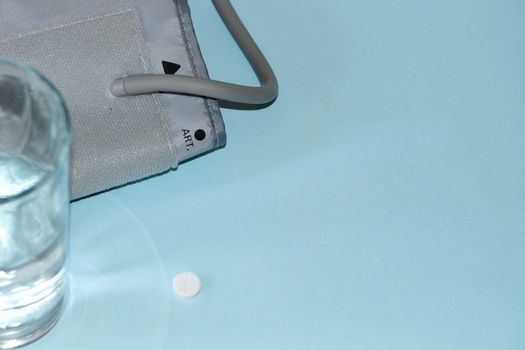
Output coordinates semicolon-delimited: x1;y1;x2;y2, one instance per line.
110;0;278;105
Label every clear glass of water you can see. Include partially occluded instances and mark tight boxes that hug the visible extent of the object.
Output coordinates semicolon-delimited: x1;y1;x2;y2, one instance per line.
0;60;71;349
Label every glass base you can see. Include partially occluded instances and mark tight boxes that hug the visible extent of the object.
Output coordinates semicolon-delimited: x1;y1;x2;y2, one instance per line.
0;295;66;350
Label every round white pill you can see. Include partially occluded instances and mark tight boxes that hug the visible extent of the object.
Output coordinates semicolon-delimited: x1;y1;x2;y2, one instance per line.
173;272;202;298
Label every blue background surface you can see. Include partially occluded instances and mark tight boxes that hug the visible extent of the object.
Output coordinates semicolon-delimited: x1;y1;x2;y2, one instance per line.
29;0;525;349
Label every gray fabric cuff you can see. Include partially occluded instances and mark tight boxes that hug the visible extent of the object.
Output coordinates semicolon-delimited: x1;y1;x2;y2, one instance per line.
0;0;226;199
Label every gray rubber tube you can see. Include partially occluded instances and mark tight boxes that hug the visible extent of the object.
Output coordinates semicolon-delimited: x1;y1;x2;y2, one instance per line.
110;0;278;105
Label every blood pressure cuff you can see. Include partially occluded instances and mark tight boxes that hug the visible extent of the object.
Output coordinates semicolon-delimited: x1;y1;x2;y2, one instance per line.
0;0;226;199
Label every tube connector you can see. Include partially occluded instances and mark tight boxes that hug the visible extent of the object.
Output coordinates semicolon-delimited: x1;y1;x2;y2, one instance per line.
110;78;127;97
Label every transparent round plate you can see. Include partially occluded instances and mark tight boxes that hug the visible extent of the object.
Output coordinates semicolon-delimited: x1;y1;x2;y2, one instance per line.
23;195;172;349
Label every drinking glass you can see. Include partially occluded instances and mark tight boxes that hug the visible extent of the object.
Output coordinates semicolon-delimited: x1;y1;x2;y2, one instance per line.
0;60;71;349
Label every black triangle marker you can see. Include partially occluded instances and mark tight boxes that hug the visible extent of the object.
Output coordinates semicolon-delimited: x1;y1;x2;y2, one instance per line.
162;61;182;75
